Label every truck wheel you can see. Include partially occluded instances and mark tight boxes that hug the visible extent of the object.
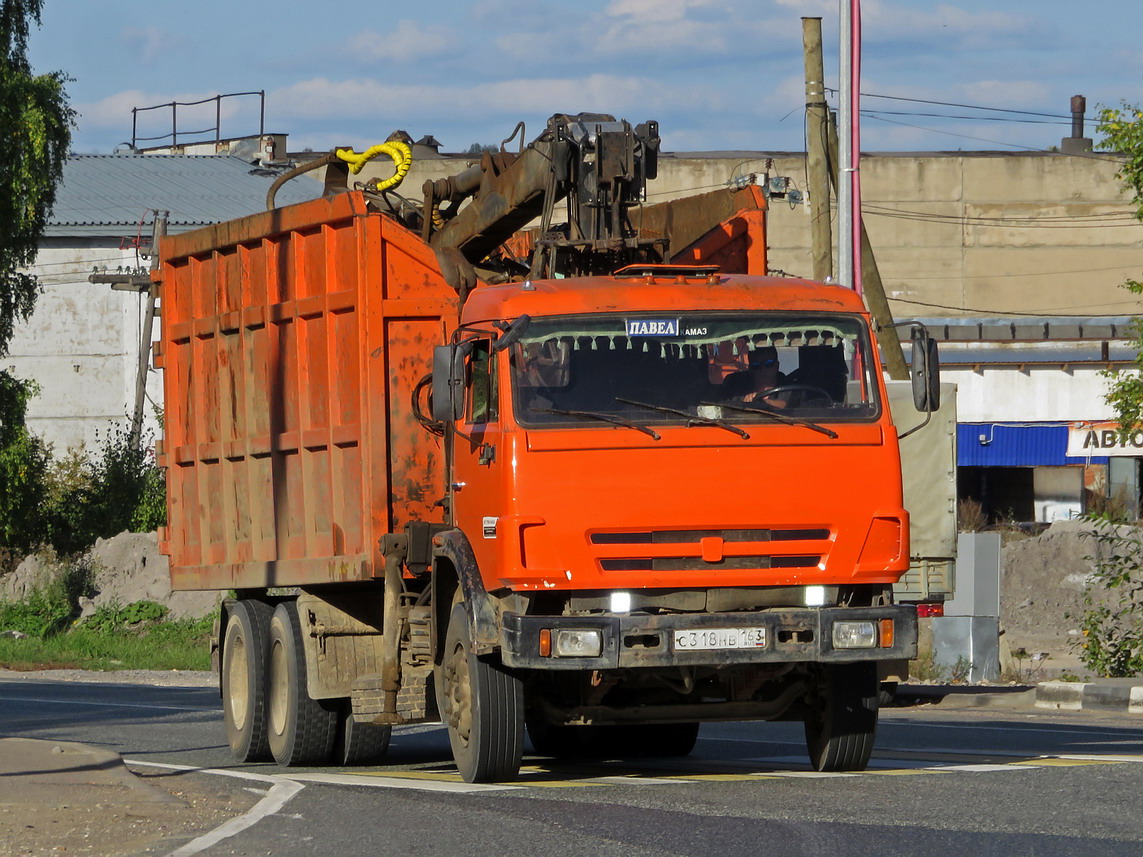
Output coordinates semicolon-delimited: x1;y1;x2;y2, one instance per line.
804;662;878;772
266;601;338;766
335;704;392;766
439;602;524;782
221;600;274;762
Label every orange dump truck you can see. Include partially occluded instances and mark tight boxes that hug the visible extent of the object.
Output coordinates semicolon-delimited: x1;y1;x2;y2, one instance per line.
157;114;934;782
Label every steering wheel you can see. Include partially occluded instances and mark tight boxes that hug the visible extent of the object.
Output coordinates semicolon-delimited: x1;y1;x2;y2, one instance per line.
757;384;833;405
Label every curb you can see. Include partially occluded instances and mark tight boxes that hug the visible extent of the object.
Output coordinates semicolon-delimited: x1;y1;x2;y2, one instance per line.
1035;680;1143;714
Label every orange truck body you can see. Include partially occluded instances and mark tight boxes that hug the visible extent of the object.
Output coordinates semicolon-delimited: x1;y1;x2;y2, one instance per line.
157;188;806;593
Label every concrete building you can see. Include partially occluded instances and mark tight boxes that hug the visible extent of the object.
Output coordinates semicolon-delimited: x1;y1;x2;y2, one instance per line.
10;139;1143;519
6;153;321;454
382;147;1143;520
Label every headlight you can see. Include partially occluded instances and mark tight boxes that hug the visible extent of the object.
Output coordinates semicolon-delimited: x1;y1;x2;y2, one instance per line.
553;629;603;658
832;621;877;649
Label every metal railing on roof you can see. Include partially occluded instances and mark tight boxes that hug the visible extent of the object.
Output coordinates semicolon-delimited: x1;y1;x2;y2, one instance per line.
131;91;265;151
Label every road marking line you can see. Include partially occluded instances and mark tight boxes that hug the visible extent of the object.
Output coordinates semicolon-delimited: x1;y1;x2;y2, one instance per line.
925;764;1036;773
124;760;304;857
280;772;518;792
3;695;210;712
591;775;695;785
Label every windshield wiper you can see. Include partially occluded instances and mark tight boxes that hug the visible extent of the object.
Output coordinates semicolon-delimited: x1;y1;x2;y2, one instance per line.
529;406;661;440
615;397;750;439
704;401;839;439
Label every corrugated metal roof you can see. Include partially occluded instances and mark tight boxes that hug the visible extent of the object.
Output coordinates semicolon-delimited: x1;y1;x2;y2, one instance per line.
958;423;1108;466
45;154;322;237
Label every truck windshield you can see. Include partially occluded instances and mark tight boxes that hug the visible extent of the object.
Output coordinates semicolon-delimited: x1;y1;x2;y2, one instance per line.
511;313;880;428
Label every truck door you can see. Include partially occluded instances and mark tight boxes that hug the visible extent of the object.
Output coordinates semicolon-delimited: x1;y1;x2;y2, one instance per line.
451;338;505;578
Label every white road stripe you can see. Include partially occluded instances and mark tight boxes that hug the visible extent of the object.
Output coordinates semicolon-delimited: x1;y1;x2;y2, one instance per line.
125;760;305;857
2;695;211;713
280;771;519;792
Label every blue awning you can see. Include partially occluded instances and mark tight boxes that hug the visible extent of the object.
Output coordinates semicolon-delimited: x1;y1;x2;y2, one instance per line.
958;423;1108;466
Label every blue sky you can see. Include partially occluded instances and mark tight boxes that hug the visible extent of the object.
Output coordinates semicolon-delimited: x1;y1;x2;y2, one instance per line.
26;0;1143;156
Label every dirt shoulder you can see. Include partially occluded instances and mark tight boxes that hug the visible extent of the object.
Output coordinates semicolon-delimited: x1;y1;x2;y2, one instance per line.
0;738;260;857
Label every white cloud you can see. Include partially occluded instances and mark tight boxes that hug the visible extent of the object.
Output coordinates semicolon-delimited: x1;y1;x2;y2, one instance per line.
346;20;460;63
862;2;1046;49
606;0;717;21
271;74;698;123
120;26;182;66
774;0;834;14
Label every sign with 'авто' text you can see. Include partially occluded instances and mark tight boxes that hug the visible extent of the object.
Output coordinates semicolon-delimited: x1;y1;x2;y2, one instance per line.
1067;422;1143;457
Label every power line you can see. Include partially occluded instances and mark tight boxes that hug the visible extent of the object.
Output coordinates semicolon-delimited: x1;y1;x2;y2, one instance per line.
889;296;1143;316
837;90;1073;120
864;205;1141;229
862;108;1068;127
863;113;1123;162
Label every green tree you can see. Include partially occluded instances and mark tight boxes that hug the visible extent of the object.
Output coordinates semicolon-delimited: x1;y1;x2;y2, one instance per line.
0;0;74;353
1096;104;1143;435
0;0;73;563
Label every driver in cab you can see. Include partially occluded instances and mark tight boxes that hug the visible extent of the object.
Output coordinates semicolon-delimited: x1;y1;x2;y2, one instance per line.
720;346;787;407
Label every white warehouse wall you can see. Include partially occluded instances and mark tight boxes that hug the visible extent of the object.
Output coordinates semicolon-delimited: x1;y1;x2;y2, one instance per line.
945;366;1116;424
5;240;162;455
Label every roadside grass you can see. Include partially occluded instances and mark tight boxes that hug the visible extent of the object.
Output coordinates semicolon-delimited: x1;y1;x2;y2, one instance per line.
0;598;214;671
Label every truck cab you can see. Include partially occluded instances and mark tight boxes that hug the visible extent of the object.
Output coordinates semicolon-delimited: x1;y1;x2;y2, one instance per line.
431;265;919;775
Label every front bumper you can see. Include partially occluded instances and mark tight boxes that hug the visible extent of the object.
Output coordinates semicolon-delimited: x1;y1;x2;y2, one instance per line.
501;605;917;670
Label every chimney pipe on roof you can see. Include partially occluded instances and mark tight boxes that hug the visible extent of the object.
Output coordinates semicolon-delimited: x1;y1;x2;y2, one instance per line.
1061;94;1092;154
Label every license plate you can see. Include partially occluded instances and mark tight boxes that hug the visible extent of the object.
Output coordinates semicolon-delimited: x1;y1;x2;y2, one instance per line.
673;627;767;651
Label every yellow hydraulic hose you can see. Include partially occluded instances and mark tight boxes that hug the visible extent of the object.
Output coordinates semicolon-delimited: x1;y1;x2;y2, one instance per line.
335;140;413;191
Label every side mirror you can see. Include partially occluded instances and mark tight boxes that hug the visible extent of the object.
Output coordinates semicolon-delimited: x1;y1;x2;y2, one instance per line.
910;332;941;412
432;342;471;422
493;314;531;352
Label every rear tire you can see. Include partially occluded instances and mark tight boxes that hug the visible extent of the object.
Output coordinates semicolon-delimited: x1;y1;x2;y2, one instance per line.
335;703;392;766
438;602;524;782
221;600;274;762
804;662;879;772
266;601;338;766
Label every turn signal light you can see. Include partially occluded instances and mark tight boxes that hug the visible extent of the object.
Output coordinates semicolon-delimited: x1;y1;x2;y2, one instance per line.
538;628;552;657
879;618;894;648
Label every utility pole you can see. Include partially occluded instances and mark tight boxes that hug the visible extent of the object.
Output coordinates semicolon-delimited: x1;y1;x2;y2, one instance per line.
88;211;168;449
826;116;908;380
837;0;854;291
802;17;833;282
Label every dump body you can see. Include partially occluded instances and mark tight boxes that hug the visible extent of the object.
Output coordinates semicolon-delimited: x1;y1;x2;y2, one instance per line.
157;192;456;589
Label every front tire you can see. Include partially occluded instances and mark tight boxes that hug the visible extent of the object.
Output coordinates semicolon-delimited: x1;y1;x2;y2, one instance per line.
438;602;524;782
804;662;879;772
266;600;338;766
221;600;274;762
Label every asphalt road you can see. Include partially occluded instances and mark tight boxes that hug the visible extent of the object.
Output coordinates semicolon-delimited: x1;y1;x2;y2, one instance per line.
2;675;1141;857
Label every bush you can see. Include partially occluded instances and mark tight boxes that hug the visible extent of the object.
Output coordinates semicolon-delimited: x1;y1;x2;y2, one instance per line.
1071;518;1143;677
42;423;167;556
0;558;93;638
0;373;52;567
1;370;167;563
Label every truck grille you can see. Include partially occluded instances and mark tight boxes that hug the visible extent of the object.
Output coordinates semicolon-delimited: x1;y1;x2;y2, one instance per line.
590;528;828;572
